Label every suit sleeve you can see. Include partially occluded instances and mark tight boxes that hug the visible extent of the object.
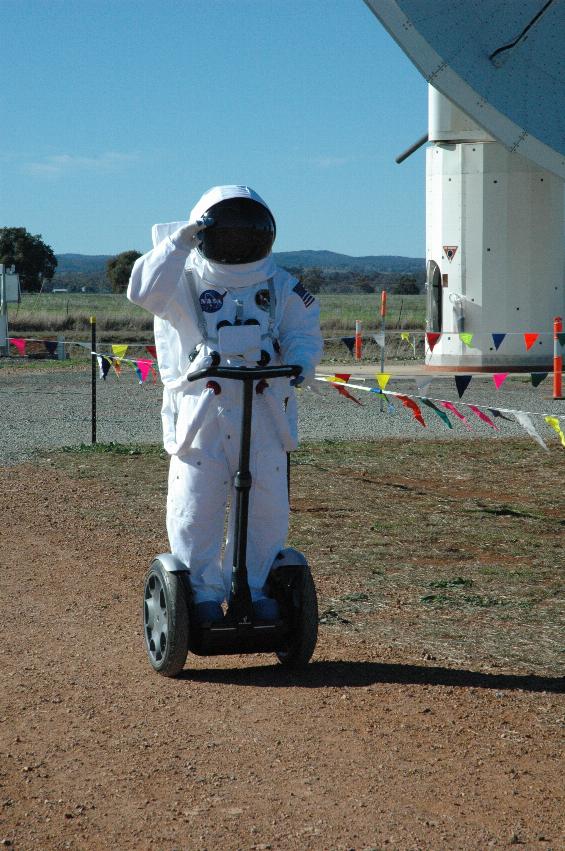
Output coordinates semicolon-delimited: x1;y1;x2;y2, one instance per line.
277;277;323;376
127;235;190;319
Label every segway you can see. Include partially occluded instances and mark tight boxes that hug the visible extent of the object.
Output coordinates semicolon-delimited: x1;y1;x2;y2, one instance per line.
142;360;318;677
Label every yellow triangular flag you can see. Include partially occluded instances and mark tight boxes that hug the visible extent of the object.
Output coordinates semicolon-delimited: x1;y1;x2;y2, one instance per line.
545;416;565;447
376;373;391;390
459;332;474;348
400;332;410;343
112;344;129;359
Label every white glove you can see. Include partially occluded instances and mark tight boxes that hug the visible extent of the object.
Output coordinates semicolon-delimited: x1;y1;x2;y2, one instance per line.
170;216;213;251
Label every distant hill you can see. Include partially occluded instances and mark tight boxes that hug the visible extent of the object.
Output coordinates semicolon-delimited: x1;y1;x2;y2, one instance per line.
56;254;112;274
55;250;424;277
273;250;424;275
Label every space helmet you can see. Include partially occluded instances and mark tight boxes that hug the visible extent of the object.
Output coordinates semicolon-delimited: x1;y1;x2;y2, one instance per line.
197;191;276;265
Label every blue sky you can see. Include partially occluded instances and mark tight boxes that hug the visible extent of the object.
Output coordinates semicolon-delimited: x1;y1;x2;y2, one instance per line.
1;0;427;258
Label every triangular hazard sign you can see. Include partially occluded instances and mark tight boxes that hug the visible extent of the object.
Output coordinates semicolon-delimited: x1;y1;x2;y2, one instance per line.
443;245;458;262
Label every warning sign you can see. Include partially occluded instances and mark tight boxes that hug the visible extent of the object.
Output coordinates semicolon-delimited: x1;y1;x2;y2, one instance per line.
443;245;458;262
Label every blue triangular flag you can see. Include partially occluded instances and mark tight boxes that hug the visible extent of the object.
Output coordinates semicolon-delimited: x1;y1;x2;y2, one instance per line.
340;336;355;355
454;375;472;399
492;333;506;351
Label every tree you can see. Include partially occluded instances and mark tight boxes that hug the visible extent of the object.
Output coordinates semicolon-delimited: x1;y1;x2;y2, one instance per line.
391;276;420;295
107;250;142;293
0;227;57;292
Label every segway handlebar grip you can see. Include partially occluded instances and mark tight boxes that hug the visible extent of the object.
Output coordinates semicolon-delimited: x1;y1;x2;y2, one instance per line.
186;364;302;383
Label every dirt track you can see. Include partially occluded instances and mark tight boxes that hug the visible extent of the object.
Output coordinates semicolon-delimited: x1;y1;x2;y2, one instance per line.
1;457;564;851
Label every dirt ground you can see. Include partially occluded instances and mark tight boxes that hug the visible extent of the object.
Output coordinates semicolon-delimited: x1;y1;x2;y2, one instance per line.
1;442;563;851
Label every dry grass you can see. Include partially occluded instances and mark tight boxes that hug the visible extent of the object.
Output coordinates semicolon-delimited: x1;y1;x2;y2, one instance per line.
51;437;564;677
9;292;426;337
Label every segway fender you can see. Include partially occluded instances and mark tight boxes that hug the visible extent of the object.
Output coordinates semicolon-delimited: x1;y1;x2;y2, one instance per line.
151;554;190;574
271;547;308;569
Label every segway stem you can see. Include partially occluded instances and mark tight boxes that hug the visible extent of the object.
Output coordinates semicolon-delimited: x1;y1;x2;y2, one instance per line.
230;377;254;622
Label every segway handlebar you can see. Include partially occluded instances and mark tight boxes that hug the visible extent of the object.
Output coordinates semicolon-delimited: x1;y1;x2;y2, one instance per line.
186;363;302;383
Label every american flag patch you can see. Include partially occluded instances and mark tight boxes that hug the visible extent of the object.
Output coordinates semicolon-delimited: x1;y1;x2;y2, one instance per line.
292;281;315;308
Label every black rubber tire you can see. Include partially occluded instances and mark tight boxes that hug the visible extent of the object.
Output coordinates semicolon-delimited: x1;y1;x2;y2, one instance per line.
276;567;318;668
143;561;190;677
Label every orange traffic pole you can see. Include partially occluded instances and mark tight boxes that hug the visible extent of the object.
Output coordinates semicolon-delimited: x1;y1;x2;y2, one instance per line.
379;290;387;411
355;320;362;361
553;316;563;400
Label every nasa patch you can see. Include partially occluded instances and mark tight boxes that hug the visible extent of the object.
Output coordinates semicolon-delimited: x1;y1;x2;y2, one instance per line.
199;289;226;313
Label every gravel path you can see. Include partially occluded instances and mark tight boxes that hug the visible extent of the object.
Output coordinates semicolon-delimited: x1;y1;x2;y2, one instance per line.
1;366;564;463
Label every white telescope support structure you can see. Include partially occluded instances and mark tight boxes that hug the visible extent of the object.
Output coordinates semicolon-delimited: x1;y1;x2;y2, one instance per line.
363;0;565;370
0;265;8;357
425;87;565;369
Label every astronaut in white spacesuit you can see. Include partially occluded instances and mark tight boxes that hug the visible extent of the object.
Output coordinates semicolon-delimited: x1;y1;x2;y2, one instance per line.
128;185;323;624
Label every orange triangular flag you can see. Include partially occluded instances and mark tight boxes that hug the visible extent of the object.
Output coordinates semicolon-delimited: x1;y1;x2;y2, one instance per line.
524;333;539;351
334;373;351;383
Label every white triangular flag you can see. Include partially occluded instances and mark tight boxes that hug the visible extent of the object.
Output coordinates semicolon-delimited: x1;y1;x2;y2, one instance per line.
513;411;549;452
372;332;385;349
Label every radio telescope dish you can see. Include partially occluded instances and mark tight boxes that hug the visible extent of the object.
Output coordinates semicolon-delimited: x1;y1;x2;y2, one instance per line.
363;0;565;179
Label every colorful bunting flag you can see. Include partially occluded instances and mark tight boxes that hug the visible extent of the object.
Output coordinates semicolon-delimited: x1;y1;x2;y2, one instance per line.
415;377;433;397
376;373;391;391
467;405;497;429
426;332;441;352
150;366;158;384
454;375;472;398
557;333;565;347
513;411;548;452
334;373;351;383
112;344;129;359
340;337;355;355
372;332;385;348
9;338;26;356
135;367;143;384
397;394;426;426
459;332;474;348
400;332;410;343
136;359;153;383
531;372;548;388
493;373;509;389
421;398;452;429
544;416;565;447
440;401;471;428
523;333;539;351
488;408;513;422
146;345;157;358
492;333;506;351
97;355;112;380
112;358;122;377
44;340;58;357
332;382;363;406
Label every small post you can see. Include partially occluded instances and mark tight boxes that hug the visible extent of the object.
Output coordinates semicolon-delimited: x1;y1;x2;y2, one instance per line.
379;290;387;411
90;316;97;444
0;264;8;358
553;316;563;400
354;320;362;361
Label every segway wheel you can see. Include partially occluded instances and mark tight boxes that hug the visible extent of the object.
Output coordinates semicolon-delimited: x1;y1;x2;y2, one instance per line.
143;560;189;677
276;567;318;668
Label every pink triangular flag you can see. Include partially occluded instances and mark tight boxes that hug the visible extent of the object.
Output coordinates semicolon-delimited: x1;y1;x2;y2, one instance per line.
9;337;26;356
493;373;509;389
135;358;153;383
440;401;471;429
468;405;498;430
524;333;539;351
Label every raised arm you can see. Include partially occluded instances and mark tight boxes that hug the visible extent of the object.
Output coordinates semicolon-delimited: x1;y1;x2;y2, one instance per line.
127;221;209;318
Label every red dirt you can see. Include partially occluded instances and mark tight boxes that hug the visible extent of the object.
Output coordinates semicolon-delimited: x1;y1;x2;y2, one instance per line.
1;461;563;851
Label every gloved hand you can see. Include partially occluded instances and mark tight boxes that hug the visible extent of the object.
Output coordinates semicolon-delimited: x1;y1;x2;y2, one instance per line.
170;216;214;251
289;364;304;387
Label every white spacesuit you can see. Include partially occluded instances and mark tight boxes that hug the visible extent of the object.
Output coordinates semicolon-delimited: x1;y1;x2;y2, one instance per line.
127;185;322;622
